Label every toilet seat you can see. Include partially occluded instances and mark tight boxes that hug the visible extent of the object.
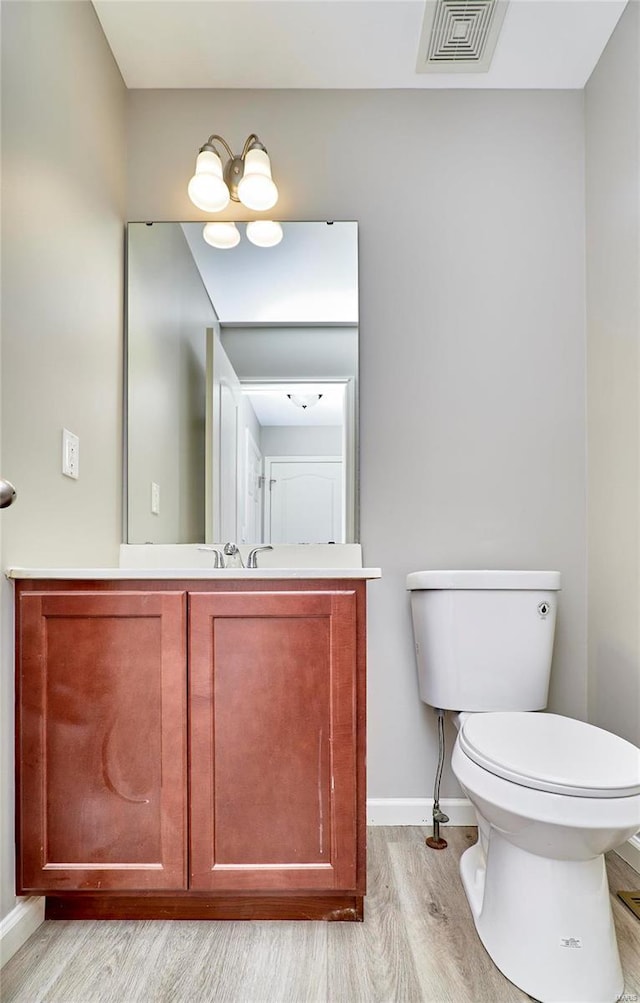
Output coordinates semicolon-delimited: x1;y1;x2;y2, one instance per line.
458;712;640;798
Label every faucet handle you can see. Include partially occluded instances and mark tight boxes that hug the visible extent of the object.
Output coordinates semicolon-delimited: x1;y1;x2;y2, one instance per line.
247;545;274;569
197;546;224;568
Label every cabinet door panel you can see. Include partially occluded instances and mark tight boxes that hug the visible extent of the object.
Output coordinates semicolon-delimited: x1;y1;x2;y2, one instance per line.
189;590;357;892
17;591;187;892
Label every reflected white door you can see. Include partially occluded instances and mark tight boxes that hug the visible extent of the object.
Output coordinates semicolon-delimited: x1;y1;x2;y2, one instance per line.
265;456;343;544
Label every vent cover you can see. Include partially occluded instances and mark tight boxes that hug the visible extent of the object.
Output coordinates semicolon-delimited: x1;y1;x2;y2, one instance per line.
617;891;640;922
416;0;509;73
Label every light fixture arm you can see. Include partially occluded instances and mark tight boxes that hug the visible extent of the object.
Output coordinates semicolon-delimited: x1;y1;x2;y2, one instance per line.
241;133;264;158
200;134;235;160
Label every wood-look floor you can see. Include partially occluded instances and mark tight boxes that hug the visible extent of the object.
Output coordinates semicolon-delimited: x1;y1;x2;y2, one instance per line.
2;827;639;1003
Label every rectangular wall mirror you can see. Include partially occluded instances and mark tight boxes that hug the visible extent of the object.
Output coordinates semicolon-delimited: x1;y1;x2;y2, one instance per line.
126;221;358;546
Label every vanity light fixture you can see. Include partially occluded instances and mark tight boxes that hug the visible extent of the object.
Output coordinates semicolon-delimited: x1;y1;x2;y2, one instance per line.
188;133;278;213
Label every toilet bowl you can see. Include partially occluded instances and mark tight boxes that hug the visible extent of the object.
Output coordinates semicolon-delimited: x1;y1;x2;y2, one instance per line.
452;712;640;1003
407;570;640;1003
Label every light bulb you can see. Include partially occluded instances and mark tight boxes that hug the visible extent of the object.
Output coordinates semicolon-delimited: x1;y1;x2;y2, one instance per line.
202;221;240;249
187;149;230;212
237;147;278;211
246;220;283;248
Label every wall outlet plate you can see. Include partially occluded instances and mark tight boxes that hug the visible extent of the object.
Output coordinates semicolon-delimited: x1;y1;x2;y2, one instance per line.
151;481;160;515
62;429;79;479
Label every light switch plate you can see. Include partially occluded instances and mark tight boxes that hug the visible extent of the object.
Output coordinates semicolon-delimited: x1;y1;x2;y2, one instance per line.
151;481;160;515
62;428;79;479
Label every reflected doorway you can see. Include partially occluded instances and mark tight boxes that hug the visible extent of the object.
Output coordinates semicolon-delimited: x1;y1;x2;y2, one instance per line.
239;381;353;545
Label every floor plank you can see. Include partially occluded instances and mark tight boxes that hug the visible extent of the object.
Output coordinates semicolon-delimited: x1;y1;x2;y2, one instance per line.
386;827;530;1003
2;828;638;1003
327;827;424;1002
0;920;97;1002
43;920;173;1002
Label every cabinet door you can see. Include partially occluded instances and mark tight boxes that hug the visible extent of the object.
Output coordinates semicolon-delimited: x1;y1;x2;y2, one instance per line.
17;591;187;893
189;590;357;892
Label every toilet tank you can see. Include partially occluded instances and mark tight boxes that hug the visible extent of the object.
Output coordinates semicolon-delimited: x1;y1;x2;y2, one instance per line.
407;570;561;711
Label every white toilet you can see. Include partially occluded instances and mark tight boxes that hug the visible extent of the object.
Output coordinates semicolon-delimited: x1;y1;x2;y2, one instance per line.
407;570;640;1003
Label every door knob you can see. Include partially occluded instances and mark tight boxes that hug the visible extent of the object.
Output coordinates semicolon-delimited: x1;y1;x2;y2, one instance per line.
0;479;17;509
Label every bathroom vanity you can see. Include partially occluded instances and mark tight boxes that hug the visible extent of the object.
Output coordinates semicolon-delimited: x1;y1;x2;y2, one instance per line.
11;566;380;921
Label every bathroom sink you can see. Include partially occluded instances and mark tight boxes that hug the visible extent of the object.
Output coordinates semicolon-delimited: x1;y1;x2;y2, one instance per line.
119;543;366;571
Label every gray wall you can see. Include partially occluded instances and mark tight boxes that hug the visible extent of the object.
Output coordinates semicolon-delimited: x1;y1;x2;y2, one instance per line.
261;426;343;457
0;1;126;920
127;223;212;543
585;2;640;747
128;88;588;799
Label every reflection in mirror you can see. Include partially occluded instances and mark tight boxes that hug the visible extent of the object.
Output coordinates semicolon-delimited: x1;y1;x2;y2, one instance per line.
126;221;358;546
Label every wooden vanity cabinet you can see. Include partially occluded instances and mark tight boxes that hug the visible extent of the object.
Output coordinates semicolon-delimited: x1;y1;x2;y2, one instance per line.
15;578;367;921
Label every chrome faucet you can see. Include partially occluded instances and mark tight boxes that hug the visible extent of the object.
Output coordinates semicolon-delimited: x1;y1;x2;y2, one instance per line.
197;546;224;568
223;542;244;568
247;545;273;568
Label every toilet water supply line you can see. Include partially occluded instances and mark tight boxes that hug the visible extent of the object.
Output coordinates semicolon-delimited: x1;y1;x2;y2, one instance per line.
426;708;450;850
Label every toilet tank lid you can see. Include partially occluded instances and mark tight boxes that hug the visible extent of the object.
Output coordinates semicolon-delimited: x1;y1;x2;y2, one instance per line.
406;570;561;591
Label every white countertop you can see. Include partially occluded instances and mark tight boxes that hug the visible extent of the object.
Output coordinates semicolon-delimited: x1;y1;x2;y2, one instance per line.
7;567;381;581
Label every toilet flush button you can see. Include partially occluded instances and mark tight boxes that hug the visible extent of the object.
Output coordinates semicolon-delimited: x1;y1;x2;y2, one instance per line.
537;601;550;617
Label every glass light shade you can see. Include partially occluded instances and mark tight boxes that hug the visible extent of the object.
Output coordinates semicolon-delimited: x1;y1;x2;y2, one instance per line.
287;394;323;410
188;149;230;212
237;147;278;211
245;220;283;248
202;221;240;249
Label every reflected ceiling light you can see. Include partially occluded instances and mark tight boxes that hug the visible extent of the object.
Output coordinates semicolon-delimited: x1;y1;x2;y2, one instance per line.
187;133;278;213
246;220;283;248
202;221;240;249
287;394;323;410
201;220;283;250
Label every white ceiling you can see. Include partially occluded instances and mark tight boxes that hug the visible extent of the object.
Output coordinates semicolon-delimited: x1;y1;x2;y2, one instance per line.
93;0;627;91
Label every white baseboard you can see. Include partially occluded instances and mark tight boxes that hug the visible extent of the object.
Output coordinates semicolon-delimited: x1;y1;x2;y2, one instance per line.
367;797;476;826
0;897;45;968
615;833;640;875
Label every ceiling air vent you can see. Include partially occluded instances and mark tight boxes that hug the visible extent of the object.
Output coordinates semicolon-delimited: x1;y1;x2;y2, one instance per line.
416;0;509;73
